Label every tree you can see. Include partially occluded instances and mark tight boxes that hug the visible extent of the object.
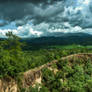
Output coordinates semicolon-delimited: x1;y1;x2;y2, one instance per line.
5;31;22;51
0;32;26;78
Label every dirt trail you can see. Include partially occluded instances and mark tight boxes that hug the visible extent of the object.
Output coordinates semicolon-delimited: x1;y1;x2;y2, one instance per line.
24;53;92;75
23;53;92;87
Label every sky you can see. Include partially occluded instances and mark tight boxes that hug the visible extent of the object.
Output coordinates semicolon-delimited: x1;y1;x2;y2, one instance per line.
0;0;92;38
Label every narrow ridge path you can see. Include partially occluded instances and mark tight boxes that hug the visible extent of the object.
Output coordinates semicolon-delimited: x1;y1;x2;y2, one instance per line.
23;53;92;87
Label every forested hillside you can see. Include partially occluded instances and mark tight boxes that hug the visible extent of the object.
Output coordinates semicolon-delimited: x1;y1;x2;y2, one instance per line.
23;33;92;49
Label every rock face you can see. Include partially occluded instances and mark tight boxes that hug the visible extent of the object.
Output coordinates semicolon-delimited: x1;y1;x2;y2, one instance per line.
0;77;18;92
23;70;42;88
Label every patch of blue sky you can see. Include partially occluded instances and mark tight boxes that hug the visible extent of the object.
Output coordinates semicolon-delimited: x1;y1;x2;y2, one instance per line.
0;21;17;30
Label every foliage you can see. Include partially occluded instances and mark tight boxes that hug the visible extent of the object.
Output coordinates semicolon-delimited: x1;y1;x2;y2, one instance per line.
40;56;92;92
0;32;25;78
0;32;92;92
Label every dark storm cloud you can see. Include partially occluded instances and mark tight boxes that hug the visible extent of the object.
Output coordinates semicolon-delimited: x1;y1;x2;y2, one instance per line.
1;0;92;30
0;3;34;21
0;0;63;3
0;0;65;25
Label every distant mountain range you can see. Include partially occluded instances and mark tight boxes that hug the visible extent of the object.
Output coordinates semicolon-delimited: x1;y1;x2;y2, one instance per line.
23;32;92;46
46;32;91;37
1;32;92;46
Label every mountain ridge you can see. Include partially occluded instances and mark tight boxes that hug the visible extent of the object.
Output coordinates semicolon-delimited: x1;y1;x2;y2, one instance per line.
23;33;92;46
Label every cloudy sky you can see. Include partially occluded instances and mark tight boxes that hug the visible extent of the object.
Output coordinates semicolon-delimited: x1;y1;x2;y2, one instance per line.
0;0;92;38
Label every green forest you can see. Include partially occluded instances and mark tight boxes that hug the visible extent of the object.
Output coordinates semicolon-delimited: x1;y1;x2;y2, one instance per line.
0;32;92;92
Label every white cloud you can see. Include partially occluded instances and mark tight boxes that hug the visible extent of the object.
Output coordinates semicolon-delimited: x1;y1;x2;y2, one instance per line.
0;23;43;38
48;23;83;33
78;0;91;5
1;20;92;38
